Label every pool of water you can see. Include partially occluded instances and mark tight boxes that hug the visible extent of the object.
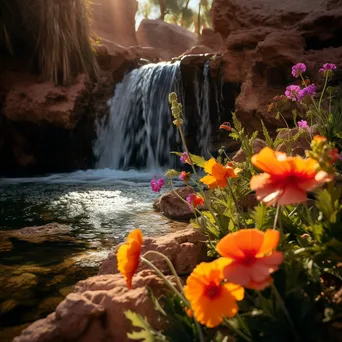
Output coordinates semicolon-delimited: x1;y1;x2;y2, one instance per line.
0;169;182;341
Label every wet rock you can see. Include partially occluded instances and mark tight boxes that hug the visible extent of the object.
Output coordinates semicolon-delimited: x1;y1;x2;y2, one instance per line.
0;223;73;244
136;19;197;60
0;239;13;252
153;186;199;220
99;225;208;276
14;271;174;342
0;299;18;315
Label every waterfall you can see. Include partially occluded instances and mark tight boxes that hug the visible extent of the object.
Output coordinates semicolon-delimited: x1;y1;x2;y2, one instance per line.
94;61;219;170
194;61;211;159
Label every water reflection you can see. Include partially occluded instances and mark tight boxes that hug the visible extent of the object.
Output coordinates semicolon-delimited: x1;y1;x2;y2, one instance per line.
0;169;180;341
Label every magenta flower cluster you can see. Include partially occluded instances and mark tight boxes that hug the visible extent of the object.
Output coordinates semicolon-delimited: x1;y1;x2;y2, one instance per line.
297;120;309;130
291;63;306;78
180;152;189;164
150;176;164;192
319;63;337;73
284;62;336;101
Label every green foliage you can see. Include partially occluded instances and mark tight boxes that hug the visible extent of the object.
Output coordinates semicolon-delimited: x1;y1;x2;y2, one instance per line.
125;310;169;341
261;120;274;149
171;151;206;168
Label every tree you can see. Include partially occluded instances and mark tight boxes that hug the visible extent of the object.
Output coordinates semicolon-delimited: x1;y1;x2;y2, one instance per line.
137;0;212;32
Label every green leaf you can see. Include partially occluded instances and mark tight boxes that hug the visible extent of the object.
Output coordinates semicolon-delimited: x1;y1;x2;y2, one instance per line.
261;120;274;148
125;310;169;342
251;203;272;230
170;152;206;168
232;112;242;131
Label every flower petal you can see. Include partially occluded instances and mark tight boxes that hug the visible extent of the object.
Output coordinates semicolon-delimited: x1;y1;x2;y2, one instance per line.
251;147;290;176
204;158;216;174
257;230;280;256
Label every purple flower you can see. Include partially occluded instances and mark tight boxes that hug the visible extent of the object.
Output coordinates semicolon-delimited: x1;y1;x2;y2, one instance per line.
150;176;164;192
298;120;309;130
285;85;301;101
180;152;190;164
291;63;307;78
298;84;317;100
319;63;337;73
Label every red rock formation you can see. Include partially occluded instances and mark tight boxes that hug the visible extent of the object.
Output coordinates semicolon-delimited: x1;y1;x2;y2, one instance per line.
211;0;342;133
136;19;198;60
13;227;208;342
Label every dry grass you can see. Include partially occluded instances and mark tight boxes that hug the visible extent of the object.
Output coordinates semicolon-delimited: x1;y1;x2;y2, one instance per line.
0;0;99;85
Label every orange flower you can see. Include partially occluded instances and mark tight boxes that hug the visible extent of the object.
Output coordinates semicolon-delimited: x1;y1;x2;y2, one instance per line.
200;158;237;189
117;229;143;289
216;229;283;290
313;135;327;142
184;259;244;328
250;147;332;205
219;122;231;131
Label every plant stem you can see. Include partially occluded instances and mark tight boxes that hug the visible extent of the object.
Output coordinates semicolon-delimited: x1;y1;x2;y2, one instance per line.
140;256;188;304
142;251;185;294
271;283;300;341
318;73;329;111
140;256;205;342
236;313;252;338
177;126;222;230
223;318;252;342
273;204;281;230
193;319;205;342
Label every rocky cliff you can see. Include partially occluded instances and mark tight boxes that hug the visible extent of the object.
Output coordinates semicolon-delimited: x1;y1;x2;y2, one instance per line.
211;0;342;133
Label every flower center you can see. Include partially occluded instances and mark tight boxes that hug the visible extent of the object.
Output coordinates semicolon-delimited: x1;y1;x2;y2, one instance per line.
241;252;256;266
204;281;221;300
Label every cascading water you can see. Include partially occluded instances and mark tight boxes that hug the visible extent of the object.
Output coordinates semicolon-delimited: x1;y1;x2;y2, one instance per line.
95;60;221;170
94;62;182;170
194;61;212;158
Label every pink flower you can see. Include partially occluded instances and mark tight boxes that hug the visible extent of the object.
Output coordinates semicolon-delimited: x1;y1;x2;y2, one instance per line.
298;84;317;100
319;63;337;73
298;120;309;130
186;193;204;210
291;63;306;78
179;171;191;182
180;152;190;164
150;176;164;192
285;85;301;101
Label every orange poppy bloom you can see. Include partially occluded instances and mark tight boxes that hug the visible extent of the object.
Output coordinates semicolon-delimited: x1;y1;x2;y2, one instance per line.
117;229;143;289
184;258;244;328
216;229;283;290
200;158;237;189
250;147;332;205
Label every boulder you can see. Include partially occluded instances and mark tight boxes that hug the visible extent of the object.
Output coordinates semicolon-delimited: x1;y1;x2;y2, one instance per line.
136;19;197;60
99;225;208;275
153;186;197;220
14;227;209;342
3;74;89;129
232;138;267;163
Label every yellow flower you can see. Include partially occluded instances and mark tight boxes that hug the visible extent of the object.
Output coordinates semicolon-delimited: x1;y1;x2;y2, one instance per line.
200;158;238;189
117;229;143;289
184;258;244;328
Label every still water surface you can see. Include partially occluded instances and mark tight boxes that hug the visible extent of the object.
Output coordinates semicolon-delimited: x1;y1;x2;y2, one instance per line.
0;169;178;341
